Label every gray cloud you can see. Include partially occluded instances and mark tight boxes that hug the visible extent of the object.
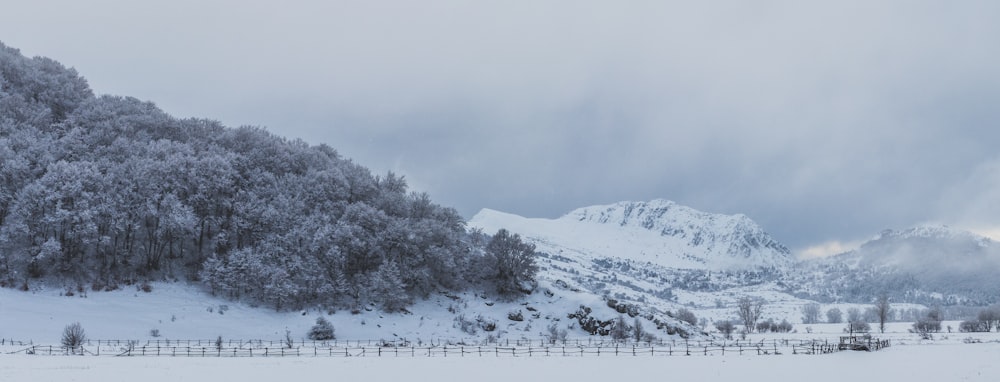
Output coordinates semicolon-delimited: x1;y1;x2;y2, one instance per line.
3;0;1000;252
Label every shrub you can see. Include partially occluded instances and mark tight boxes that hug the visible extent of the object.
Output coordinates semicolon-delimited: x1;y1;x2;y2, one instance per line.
959;320;989;333
675;308;698;326
454;315;477;335
845;321;870;334
477;316;497;332
715;320;735;339
913;318;941;334
756;320;773;333
546;322;568;344
610;315;630;342
307;317;336;340
777;319;793;333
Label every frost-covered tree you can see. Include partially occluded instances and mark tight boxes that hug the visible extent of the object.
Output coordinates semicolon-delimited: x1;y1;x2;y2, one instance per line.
715;320;735;339
632;318;646;343
826;308;843;324
977;306;1000;332
847;307;862;323
610;315;630;342
675;308;698;326
875;294;891;333
307;317;335;341
372;261;409;312
801;303;822;324
61;322;86;353
736;296;764;333
0;41;482;312
846;320;870;335
484;229;538;298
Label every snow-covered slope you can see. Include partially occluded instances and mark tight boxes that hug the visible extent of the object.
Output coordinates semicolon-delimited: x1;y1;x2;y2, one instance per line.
470;199;792;271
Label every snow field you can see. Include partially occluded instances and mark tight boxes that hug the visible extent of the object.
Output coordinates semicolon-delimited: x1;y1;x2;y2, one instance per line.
3;343;1000;382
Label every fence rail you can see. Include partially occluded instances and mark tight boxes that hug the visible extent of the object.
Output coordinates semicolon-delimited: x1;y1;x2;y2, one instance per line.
0;337;889;358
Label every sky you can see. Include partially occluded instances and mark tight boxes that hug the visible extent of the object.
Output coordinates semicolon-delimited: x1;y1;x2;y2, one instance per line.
3;1;999;256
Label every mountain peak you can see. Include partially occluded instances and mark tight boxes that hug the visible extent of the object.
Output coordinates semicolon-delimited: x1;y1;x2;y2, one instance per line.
472;200;792;271
563;199;790;259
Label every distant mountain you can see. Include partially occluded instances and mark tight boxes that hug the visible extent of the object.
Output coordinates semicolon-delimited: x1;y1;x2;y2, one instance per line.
470;199;793;271
473;201;1000;308
790;225;1000;305
852;226;996;268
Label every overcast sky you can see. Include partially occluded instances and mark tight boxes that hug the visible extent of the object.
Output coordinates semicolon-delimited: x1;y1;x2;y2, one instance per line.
3;1;999;256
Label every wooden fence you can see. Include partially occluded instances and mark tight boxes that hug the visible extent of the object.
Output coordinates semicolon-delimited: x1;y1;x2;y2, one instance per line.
0;337;889;358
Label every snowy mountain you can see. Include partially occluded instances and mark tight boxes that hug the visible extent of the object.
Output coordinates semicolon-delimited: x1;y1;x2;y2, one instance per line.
471;201;1000;314
463;200;815;336
790;225;1000;305
471;199;793;271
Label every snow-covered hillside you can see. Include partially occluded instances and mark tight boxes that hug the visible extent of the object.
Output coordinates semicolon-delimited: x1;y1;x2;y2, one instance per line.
9;201;999;345
470;199;792;271
465;200;828;333
0;279;698;345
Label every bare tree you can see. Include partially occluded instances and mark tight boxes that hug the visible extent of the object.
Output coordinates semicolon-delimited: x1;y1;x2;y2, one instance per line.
736;296;765;333
875;294;891;333
632;318;645;343
610;315;630;342
61;322;86;354
801;303;822;324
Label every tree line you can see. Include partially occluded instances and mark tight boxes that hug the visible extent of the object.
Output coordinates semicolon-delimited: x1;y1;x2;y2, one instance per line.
0;41;537;311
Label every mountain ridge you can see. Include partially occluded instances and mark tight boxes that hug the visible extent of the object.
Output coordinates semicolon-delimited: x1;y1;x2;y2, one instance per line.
471;199;793;271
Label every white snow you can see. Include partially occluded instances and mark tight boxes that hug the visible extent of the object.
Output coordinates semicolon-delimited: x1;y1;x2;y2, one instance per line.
3;282;998;380
2;343;999;381
0;281;615;345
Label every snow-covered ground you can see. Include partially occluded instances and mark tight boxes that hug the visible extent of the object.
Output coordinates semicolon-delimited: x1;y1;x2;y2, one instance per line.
0;282;968;345
3;343;1000;381
4;282;999;380
0;282;609;344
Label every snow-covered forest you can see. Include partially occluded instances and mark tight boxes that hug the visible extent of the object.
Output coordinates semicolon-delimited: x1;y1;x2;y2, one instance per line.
0;42;536;311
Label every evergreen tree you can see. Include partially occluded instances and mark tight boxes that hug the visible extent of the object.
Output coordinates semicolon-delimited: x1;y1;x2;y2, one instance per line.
307;317;336;341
